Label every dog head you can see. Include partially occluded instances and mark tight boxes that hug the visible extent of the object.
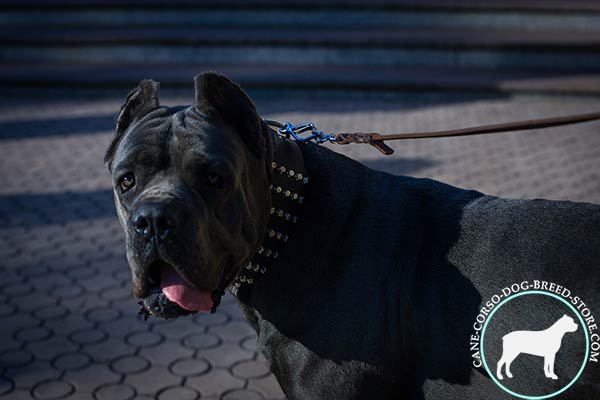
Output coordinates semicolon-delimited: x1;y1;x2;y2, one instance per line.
105;73;273;317
558;314;578;333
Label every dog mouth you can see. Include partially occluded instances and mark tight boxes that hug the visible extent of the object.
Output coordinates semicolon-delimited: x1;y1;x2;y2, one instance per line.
138;259;214;320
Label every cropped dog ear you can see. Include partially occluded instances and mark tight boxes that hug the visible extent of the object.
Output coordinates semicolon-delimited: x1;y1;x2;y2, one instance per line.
194;72;267;159
104;79;160;165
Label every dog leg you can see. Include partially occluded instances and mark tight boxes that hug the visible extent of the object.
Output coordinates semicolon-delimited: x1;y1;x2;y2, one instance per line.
497;352;518;380
544;356;551;378
505;356;515;379
497;348;518;380
546;353;558;380
496;356;505;380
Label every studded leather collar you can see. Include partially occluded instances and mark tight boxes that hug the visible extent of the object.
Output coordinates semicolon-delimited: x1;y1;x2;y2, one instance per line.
229;133;309;299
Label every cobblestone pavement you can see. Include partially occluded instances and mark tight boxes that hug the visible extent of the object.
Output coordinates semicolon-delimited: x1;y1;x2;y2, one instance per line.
1;92;599;399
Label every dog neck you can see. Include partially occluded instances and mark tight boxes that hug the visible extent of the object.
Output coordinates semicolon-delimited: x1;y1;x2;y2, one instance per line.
228;131;309;299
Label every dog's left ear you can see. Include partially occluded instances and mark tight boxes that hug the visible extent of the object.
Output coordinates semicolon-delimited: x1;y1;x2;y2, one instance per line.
194;72;268;159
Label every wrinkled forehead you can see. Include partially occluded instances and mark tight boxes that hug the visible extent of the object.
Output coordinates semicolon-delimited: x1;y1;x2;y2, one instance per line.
113;105;244;171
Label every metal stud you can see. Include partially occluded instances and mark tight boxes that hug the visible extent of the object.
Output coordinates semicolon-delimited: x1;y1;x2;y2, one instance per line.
284;213;291;220
296;173;303;180
257;246;264;254
246;263;253;270
276;232;282;240
278;166;286;174
239;275;247;283
288;170;295;177
277;209;284;217
247;278;254;284
270;184;306;201
271;162;277;169
265;249;272;257
268;229;275;237
253;264;260;272
269;207;275;215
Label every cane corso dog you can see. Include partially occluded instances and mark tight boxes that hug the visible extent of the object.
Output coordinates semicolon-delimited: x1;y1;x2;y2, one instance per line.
105;73;600;399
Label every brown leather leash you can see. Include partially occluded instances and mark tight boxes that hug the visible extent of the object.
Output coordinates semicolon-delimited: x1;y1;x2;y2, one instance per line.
267;110;600;156
334;110;600;155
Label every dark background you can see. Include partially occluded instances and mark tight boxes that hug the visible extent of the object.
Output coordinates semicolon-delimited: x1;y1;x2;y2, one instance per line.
0;1;599;399
1;0;600;99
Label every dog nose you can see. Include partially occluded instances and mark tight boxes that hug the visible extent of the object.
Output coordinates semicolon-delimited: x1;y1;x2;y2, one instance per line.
132;202;177;240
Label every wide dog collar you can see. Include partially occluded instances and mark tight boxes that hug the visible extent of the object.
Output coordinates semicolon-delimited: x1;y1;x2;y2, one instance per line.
228;130;309;300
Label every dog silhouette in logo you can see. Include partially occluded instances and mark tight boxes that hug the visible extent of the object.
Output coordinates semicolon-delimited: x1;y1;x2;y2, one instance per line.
496;314;578;380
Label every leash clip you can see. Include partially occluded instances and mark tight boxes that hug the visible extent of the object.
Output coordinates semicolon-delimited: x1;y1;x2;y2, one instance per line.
264;119;394;155
265;119;337;145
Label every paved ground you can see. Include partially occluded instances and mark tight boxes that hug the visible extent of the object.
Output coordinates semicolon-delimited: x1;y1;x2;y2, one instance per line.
1;92;600;399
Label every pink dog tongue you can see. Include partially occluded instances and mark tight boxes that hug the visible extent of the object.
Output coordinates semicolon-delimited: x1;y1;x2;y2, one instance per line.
160;265;213;312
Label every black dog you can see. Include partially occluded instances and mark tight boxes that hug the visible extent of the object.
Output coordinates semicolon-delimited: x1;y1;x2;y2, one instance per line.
105;73;600;399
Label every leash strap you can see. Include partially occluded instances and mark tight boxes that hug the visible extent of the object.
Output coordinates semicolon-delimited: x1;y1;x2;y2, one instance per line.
266;110;600;155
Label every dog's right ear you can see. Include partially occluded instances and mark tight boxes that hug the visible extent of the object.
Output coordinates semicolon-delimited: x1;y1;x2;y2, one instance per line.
104;79;160;166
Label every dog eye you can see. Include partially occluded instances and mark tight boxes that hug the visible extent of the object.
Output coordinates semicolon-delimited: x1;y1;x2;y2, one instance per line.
207;172;222;187
118;172;136;192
